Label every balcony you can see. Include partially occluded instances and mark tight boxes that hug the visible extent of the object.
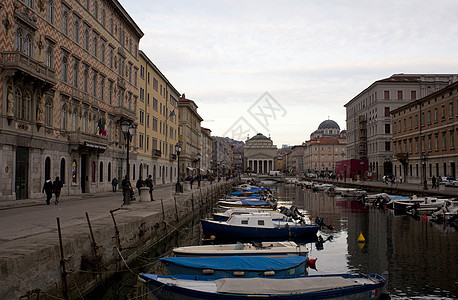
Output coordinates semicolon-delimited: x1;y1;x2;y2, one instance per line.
113;105;135;121
395;152;409;165
1;51;56;87
170;154;177;160
152;149;161;157
68;131;108;151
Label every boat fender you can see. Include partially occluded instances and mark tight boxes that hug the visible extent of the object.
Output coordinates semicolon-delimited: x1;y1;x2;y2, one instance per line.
233;271;245;276
263;271;275;276
202;269;215;275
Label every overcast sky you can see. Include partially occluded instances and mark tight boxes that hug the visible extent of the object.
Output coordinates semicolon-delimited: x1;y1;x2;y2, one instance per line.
120;0;458;146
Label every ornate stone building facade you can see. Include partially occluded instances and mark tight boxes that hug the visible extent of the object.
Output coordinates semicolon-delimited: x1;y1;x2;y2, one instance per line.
344;74;458;179
0;0;143;200
243;133;277;174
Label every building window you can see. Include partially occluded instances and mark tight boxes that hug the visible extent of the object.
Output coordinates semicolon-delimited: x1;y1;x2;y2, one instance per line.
46;42;54;68
45;97;52;126
110;17;113;34
421;111;425;126
434;108;438;123
109;47;114;68
100;39;105;63
153;78;158;90
73;19;80;43
384;107;390;117
72;58;79;87
428;135;432;151
153;98;158;110
139;109;144;125
91;72;97;96
384;91;389;100
140;87;144;101
91;161;96;183
84;28;89;51
140;65;145;78
47;0;54;24
101;7;106;26
61;52;68;82
411;90;416;100
83;65;89;93
15;29;23;52
450;130;455;149
385;124;390;134
397;91;403;99
441;104;445;120
393;122;397;134
24;34;32;57
153;117;158;131
427;110;431;125
62;10;69;35
409;116;412;129
93;0;98;19
139;133;144;149
414;114;418;128
146;113;150;128
450;102;454;118
442;132;446;149
434;133;439;150
99;161;103;182
100;76;105;101
61;103;67;130
108;81;113;104
93;35;98;57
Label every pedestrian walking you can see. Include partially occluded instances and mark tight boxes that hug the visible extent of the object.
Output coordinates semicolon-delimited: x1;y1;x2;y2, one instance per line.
145;175;154;201
399;175;403;184
111;177;118;192
136;176;143;196
432;176;436;189
52;176;63;205
42;178;53;205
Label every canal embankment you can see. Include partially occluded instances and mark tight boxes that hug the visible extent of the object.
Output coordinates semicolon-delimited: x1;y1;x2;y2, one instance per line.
0;180;233;300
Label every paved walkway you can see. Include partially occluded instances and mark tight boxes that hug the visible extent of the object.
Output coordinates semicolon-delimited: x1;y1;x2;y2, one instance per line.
314;178;458;197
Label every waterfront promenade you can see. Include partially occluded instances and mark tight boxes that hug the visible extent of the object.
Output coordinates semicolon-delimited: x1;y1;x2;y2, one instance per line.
0;179;230;299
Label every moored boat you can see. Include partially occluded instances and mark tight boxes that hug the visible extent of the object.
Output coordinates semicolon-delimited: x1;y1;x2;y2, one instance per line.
138;272;388;300
173;241;308;257
201;213;319;240
159;256;307;278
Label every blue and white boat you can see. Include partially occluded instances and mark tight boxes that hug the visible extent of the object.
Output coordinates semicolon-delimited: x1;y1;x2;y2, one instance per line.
159;256;306;278
212;208;285;222
138;272;388;300
201;213;319;240
216;200;273;208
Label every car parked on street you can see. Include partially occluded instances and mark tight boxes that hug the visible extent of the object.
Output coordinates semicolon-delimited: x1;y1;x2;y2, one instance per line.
439;176;458;187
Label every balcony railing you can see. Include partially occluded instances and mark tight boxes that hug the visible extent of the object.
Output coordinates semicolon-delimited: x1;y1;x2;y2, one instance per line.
152;149;161;157
68;131;108;149
113;105;135;121
1;51;56;86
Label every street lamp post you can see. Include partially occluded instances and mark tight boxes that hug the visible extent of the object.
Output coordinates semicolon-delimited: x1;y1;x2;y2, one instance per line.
197;154;201;188
175;143;183;193
421;153;428;190
344;163;347;183
121;120;136;205
360;161;364;181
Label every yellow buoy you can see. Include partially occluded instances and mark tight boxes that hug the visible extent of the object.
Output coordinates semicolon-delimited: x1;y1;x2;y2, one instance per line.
357;231;365;243
358;242;365;250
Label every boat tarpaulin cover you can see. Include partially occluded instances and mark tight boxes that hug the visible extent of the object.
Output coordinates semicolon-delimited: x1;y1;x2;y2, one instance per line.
240;200;269;206
215;276;362;295
159;256;306;271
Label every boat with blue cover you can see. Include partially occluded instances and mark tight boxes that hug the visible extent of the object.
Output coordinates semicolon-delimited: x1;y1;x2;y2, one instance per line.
138;272;388;300
201;213;319;240
159;256;306;278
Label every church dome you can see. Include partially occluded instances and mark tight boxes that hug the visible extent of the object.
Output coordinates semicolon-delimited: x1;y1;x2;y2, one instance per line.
250;133;270;140
318;120;340;130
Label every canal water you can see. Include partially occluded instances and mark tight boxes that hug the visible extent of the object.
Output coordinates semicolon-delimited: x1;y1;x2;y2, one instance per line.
90;184;457;299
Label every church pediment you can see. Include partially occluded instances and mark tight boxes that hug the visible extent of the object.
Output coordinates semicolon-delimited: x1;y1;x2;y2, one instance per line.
246;153;274;159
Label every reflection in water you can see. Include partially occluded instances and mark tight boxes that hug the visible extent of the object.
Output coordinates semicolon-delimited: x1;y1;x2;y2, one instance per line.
92;184;457;299
281;184;457;299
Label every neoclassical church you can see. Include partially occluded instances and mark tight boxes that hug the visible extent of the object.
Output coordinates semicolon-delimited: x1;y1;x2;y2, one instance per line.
243;133;277;174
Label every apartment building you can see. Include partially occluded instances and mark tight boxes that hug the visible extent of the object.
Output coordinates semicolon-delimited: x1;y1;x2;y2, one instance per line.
137;51;179;185
200;127;212;176
178;94;203;178
344;74;458;179
392;81;458;183
0;0;142;200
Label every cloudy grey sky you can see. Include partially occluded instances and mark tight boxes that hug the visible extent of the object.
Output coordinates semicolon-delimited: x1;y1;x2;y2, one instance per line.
120;0;458;146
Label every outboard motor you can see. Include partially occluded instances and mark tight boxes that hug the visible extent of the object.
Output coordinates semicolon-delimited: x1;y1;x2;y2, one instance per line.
315;217;334;230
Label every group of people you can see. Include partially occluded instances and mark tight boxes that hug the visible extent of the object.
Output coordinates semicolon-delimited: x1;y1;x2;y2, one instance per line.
115;175;154;205
42;177;63;205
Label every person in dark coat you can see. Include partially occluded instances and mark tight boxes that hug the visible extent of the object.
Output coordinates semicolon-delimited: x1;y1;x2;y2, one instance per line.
432;176;436;189
52;176;63;205
111;177;118;192
121;175;132;205
145;175;154;201
136;176;143;196
42;178;53;205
